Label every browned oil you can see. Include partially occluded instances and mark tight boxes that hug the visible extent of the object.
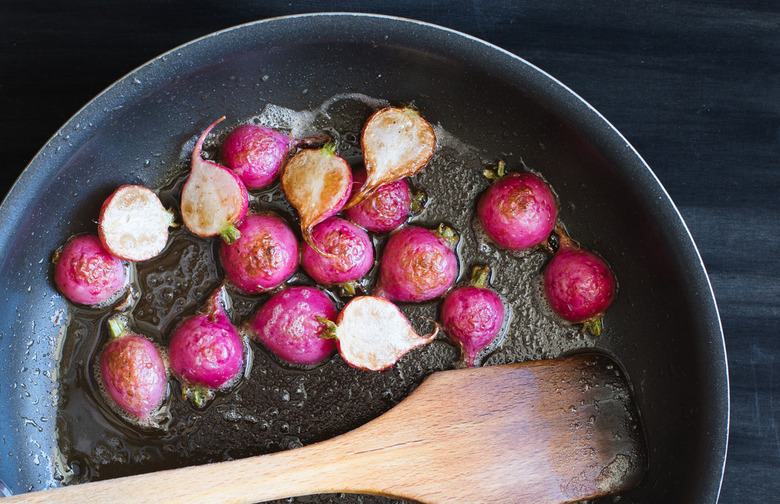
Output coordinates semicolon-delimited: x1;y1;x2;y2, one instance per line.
53;94;599;502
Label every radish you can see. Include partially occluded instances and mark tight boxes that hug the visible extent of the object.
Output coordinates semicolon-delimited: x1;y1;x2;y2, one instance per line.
181;117;249;244
544;228;616;336
246;286;337;366
319;296;439;371
301;217;374;292
346;106;436;208
98;185;175;261
374;224;459;303
440;265;505;367
280;144;352;255
219;214;299;294
168;287;246;407
221;124;329;190
53;234;127;307
98;316;167;427
477;160;557;251
343;167;427;233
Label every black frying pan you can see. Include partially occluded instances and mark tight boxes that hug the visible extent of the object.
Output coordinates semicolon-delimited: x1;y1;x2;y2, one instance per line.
0;13;727;503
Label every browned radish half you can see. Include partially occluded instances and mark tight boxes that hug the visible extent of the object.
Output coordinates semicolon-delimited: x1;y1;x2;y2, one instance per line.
280;143;352;254
346;106;436;208
320;296;439;371
98;185;175;262
181;117;249;244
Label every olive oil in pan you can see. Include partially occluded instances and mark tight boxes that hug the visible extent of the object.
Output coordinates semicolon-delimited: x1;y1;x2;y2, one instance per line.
53;94;599;503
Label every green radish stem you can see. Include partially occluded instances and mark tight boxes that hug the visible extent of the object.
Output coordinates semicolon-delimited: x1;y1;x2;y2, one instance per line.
219;222;242;244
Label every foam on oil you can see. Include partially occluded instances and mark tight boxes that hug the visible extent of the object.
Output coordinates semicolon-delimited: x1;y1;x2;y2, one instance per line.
53;93;600;503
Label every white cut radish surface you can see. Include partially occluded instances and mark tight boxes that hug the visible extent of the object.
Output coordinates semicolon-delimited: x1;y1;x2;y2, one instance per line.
98;185;173;262
281;145;352;250
348;107;436;208
331;296;438;371
182;117;249;243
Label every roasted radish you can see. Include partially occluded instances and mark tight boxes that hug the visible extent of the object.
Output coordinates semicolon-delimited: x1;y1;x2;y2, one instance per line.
98;316;167;427
319;296;439;371
246;286;337;366
477;161;557;251
220;214;299;294
53;234;127;307
168;287;246;407
346;106;436;208
344;167;426;233
374;224;459;303
181;117;249;244
222;124;329;190
301;217;374;292
280;144;352;254
440;265;505;367
98;185;175;261
544;228;616;336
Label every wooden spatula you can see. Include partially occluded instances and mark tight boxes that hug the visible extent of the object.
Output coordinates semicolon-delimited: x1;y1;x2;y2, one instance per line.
7;353;646;504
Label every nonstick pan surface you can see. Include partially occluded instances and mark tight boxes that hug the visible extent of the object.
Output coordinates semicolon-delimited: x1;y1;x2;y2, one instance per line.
0;13;727;503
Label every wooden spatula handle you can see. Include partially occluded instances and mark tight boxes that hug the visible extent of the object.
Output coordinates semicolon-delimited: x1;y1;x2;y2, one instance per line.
6;353;645;504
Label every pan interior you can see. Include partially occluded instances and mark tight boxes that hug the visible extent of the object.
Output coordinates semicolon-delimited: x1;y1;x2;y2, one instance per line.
0;14;726;503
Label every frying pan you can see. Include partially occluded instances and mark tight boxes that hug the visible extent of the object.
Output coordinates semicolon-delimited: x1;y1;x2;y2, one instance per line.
0;13;728;503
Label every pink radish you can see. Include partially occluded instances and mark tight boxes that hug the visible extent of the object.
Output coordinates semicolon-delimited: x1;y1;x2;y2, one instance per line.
53;234;127;307
346;106;436;208
168;287;246;407
344;167;427;233
374;224;459;303
301;217;374;292
181;117;249;244
219;214;299;294
221;124;329;190
280;143;352;254
477;160;557;251
440;265;506;367
98;185;175;261
544;228;616;336
246;286;337;366
319;296;439;371
98;316;167;427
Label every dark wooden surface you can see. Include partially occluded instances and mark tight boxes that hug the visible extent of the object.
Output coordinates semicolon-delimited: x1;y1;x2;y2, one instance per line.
1;1;777;502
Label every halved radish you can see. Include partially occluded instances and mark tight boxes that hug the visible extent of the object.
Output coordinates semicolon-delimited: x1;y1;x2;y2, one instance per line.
320;296;439;371
181;117;249;244
98;185;175;262
346;106;436;208
280;143;352;253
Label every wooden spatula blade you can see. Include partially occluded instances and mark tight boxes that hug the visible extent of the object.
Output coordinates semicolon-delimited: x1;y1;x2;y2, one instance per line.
5;353;645;504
